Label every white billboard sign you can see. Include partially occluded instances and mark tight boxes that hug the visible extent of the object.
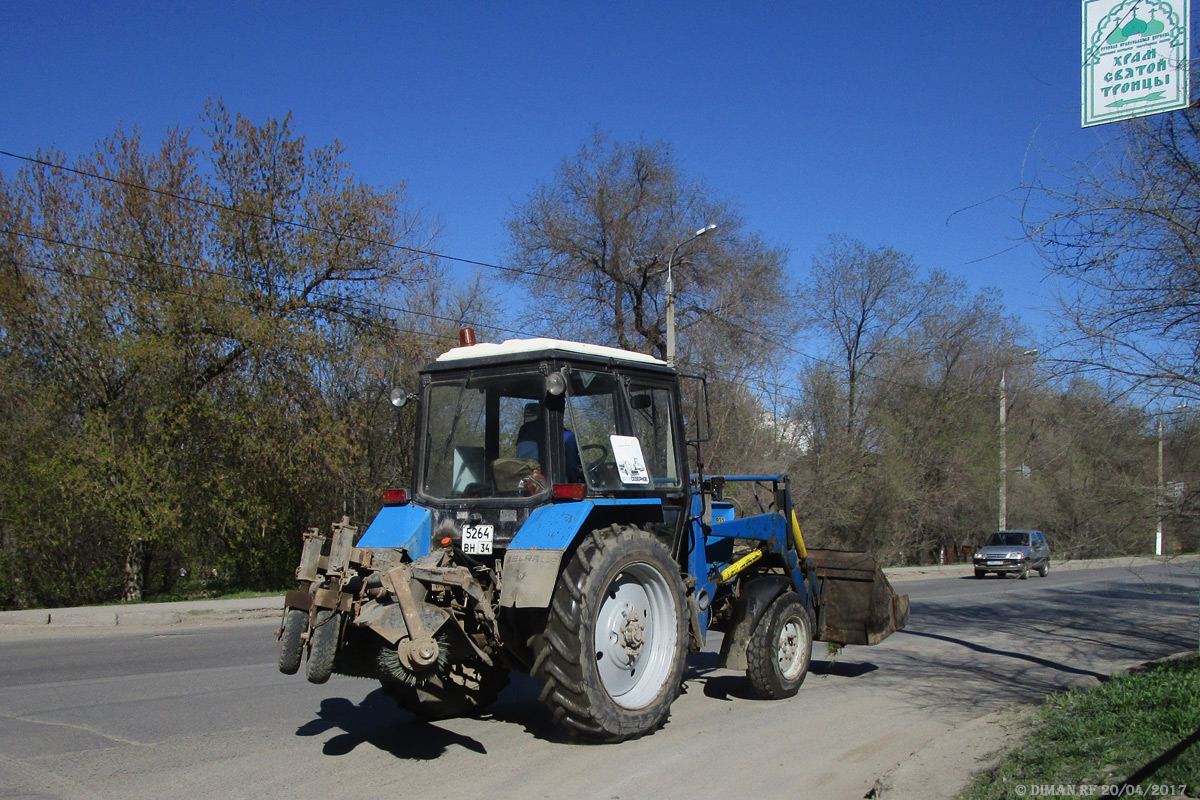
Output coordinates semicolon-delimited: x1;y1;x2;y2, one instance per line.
1082;0;1190;127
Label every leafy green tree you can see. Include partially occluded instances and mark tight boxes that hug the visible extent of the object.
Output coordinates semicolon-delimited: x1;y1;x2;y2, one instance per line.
0;100;446;605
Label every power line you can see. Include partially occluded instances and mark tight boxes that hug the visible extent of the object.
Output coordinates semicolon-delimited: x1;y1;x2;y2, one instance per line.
1;230;524;339
6;224;1006;408
1;148;1021;406
1;147;834;375
0;148;589;286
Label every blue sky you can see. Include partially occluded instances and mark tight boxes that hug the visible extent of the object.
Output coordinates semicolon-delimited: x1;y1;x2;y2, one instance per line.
1;1;1134;354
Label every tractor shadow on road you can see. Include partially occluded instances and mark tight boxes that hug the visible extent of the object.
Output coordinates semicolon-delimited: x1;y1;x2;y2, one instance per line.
295;674;566;756
296;690;490;758
686;649;879;701
810;659;879;678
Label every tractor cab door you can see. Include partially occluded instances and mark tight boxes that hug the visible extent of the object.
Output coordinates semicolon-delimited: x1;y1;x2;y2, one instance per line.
564;368;689;544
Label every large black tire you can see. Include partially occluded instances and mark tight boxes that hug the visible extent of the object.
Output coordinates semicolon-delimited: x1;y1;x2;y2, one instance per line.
1038;560;1050;578
383;663;510;720
277;608;307;675
746;592;813;700
306;608;342;685
533;525;688;742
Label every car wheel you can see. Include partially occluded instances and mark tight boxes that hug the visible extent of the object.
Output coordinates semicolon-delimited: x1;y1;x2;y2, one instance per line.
1018;565;1029;580
974;569;986;579
1038;560;1049;578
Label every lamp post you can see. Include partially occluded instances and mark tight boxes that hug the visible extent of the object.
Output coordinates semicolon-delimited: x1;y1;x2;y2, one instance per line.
665;223;717;368
999;349;1038;531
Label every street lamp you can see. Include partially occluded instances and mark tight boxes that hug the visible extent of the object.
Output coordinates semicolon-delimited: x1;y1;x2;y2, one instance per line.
999;349;1038;531
665;223;717;368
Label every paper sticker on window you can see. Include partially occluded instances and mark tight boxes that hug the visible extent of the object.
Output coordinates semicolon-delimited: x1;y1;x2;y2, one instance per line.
609;434;650;484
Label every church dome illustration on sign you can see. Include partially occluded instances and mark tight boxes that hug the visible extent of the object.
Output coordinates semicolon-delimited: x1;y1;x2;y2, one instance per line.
1106;9;1166;41
1082;0;1189;127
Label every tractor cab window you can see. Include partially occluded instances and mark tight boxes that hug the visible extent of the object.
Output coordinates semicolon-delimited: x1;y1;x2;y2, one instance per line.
566;370;682;491
421;373;551;499
627;383;681;486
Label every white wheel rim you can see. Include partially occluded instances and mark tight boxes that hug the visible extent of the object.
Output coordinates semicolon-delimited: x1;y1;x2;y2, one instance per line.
593;561;678;709
777;613;809;681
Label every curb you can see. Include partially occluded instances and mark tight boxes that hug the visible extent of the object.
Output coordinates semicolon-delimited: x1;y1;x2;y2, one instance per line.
0;597;283;630
883;553;1199;583
1;554;1195;630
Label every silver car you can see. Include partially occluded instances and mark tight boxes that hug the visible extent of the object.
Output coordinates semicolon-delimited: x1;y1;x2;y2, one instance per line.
973;530;1050;579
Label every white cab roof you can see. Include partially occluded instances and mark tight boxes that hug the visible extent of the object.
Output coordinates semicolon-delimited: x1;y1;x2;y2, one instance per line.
435;337;666;366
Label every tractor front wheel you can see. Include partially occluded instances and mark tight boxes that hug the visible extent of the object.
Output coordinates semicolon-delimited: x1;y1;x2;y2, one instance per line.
533;525;688;742
746;592;813;699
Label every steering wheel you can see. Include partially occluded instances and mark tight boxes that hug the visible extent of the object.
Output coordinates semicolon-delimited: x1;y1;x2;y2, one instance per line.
580;443;609;466
579;443;617;486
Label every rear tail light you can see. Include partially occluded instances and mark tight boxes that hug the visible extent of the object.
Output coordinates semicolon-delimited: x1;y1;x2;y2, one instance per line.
552;484;586;501
382;488;409;505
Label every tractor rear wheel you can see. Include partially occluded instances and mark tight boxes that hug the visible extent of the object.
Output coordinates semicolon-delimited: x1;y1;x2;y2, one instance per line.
533;525;688;742
746;592;813;699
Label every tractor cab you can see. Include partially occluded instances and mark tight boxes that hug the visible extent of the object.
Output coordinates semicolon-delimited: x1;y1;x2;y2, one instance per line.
360;336;691;559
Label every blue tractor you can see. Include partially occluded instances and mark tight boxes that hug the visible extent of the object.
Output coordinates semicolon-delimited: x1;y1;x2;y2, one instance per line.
277;334;908;742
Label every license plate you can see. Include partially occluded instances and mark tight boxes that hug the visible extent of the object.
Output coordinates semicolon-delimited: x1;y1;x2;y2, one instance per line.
987;560;1004;566
461;524;494;555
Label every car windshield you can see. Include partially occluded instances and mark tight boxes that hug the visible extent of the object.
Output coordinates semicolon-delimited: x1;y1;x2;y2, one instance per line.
985;532;1030;547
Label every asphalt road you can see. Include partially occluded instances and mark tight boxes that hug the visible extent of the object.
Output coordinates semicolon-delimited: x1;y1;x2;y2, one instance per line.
0;560;1195;800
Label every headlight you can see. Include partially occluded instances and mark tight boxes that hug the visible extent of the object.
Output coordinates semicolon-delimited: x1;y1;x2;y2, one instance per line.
1007;552;1026;560
973;552;984;560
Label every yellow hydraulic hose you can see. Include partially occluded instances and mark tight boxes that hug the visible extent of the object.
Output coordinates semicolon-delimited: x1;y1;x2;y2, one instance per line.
789;508;808;559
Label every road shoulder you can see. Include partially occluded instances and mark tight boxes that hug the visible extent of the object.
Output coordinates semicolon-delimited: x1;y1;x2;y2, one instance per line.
866;708;1028;799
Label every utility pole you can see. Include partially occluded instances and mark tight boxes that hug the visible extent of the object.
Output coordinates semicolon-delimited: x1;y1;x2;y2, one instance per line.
999;350;1037;531
1157;416;1165;557
999;368;1007;531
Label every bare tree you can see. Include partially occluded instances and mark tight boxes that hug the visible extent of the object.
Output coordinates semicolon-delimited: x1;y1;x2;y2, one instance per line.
793;238;1029;558
799;236;952;445
1025;107;1200;402
505;131;793;373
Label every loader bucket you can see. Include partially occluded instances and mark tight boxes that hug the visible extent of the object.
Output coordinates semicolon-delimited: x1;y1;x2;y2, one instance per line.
807;549;909;646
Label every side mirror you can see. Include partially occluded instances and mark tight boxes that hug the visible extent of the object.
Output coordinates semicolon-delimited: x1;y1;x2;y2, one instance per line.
390;387;417;408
